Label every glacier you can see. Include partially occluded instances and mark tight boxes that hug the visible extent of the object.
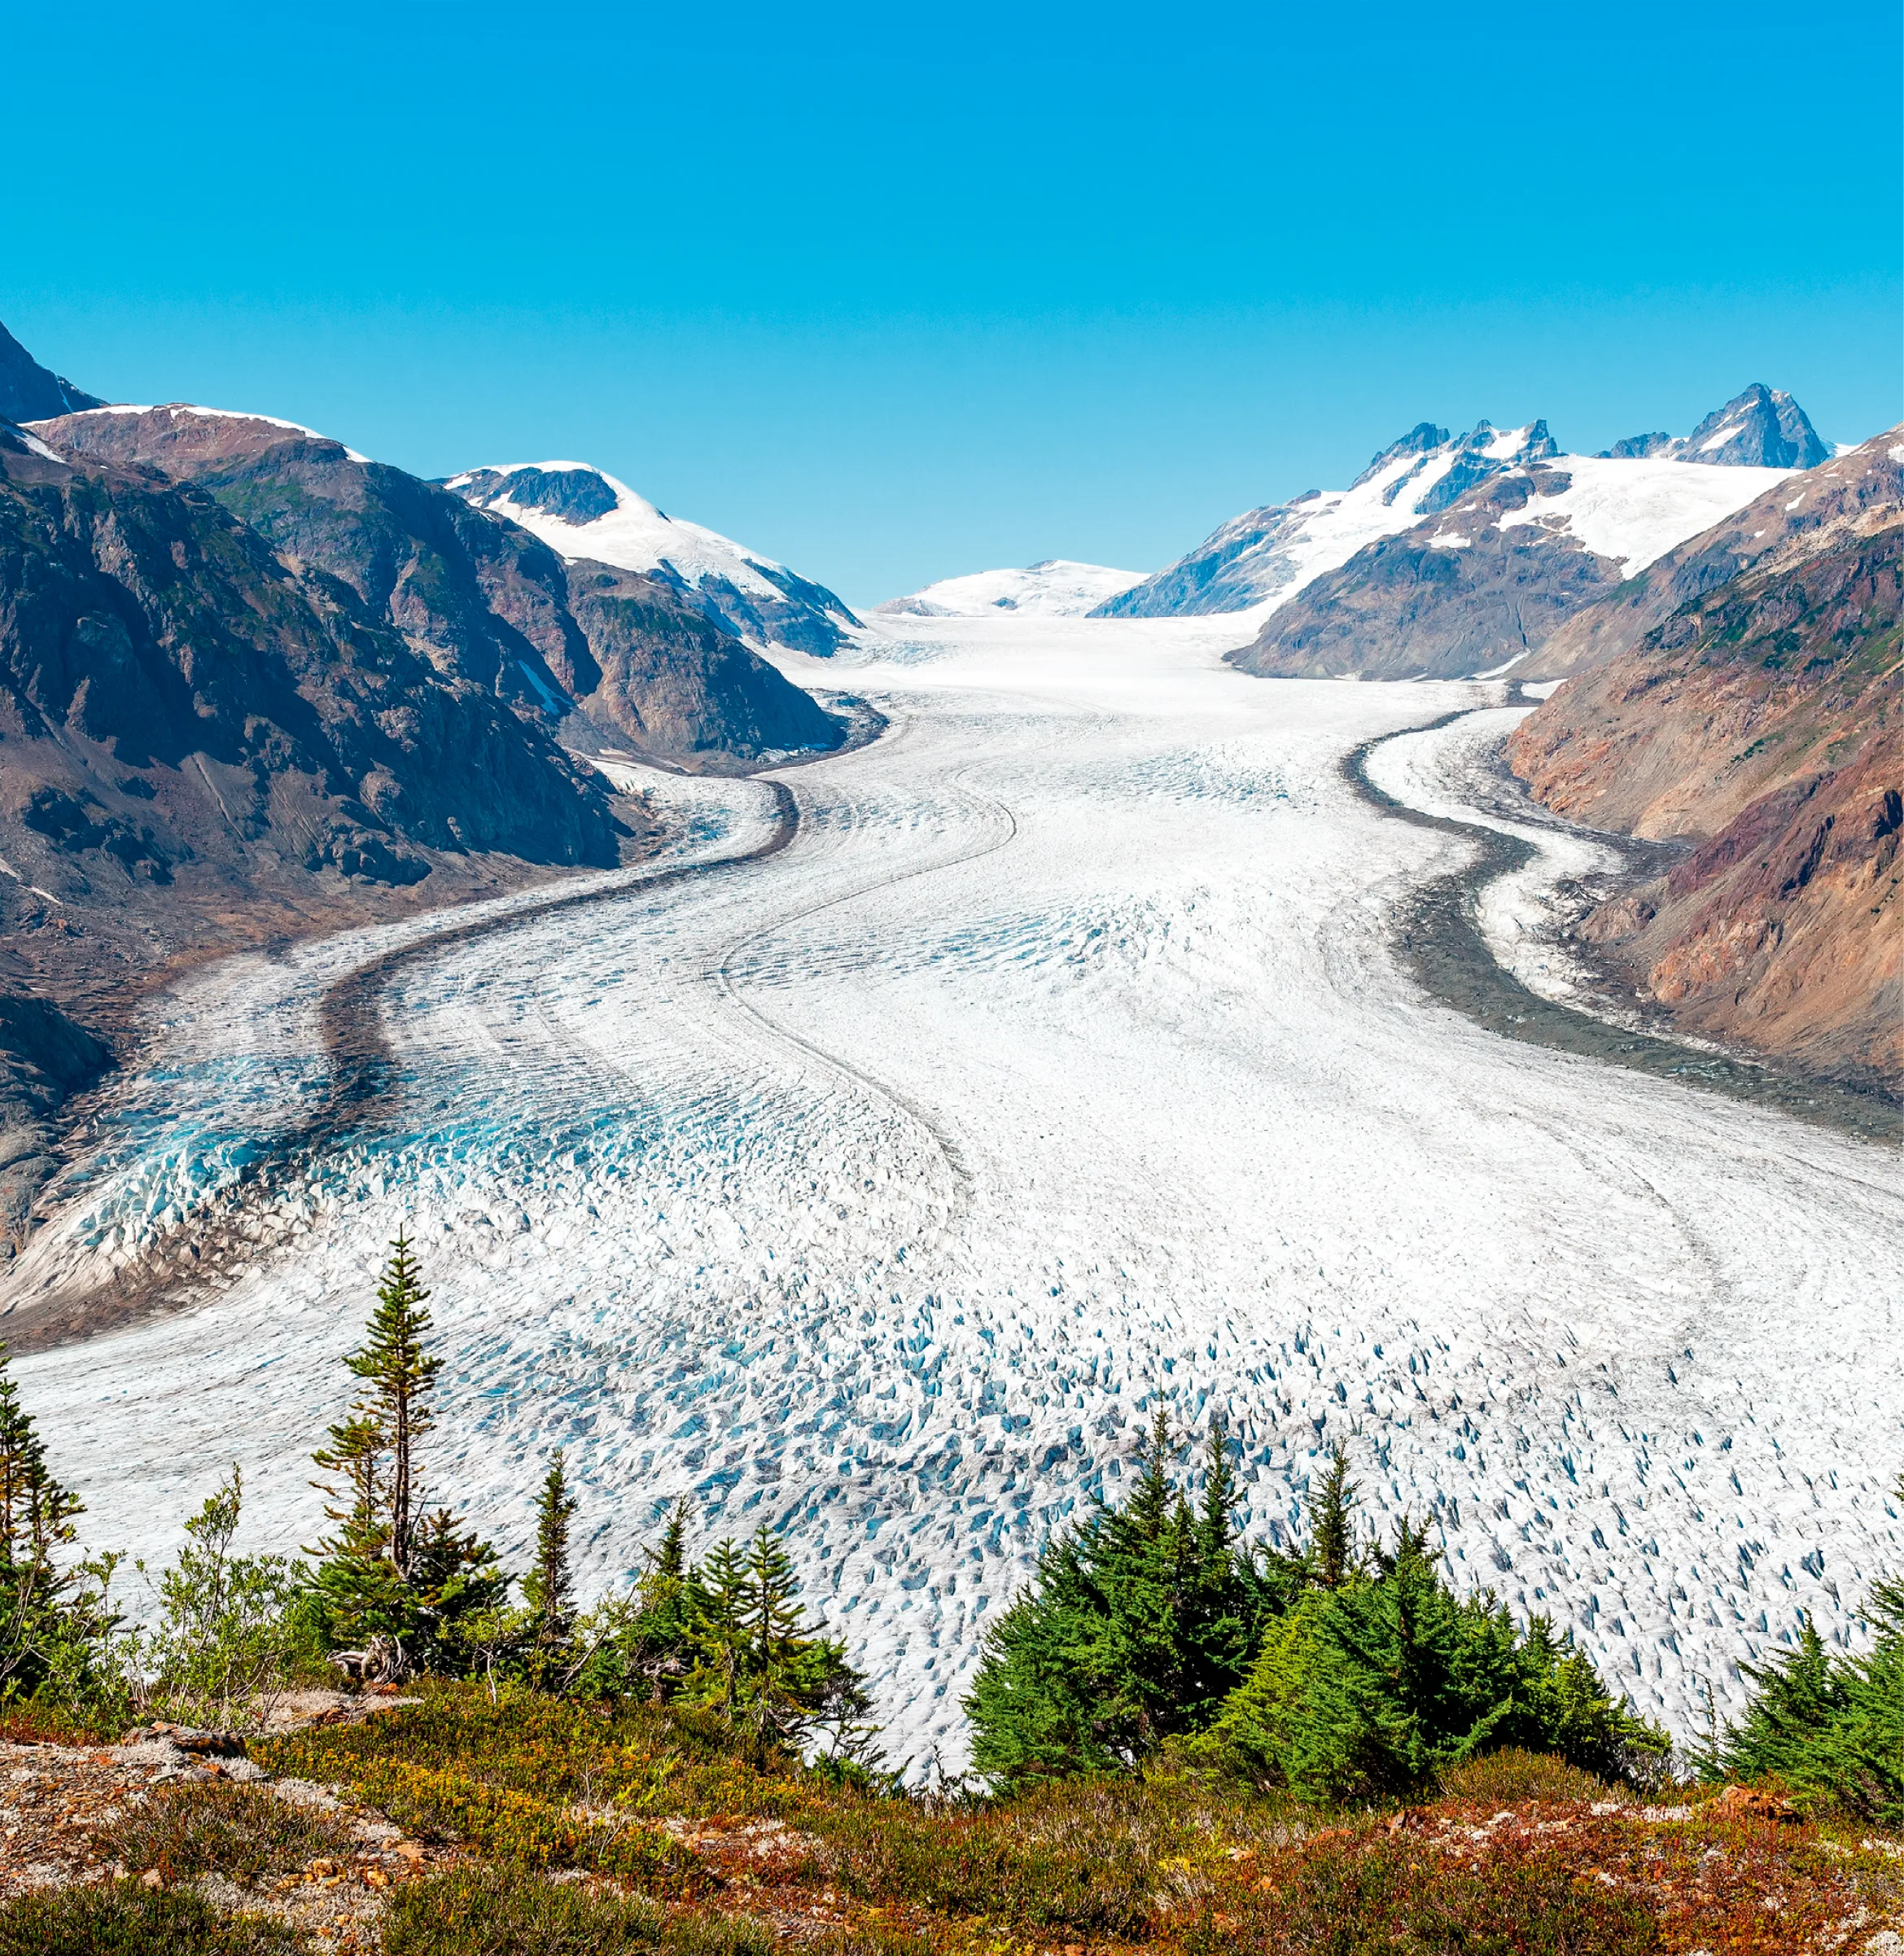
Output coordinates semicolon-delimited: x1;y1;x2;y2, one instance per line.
7;611;1900;1772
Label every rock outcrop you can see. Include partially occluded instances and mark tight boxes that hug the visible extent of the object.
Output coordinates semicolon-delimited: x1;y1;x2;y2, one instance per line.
1597;384;1830;470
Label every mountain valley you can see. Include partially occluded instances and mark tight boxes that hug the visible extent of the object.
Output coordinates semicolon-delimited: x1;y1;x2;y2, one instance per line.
0;317;1897;1788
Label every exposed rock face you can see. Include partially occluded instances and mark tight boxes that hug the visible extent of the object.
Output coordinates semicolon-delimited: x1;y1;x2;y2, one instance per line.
0;418;624;890
1508;434;1903;1085
1228;465;1626;680
1597;384;1830;470
444;462;862;659
0;321;103;424
35;409;845;767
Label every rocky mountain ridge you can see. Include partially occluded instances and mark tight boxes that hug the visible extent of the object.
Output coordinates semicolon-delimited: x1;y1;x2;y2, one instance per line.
1222;387;1832;684
0;320;103;425
445;462;861;659
33;408;846;770
1597;383;1831;470
1097;419;1560;621
1107;389;1830;685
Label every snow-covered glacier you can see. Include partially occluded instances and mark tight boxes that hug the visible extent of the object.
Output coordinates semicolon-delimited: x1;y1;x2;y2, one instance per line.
10;613;1900;1769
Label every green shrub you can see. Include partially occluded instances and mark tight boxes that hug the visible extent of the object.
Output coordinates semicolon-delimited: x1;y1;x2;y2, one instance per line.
383;1866;769;1956
0;1883;305;1955
99;1780;355;1885
255;1687;809;1824
136;1469;322;1727
820;1775;1171;1936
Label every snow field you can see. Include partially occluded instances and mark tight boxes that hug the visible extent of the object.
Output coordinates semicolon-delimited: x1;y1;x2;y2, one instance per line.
11;613;1902;1772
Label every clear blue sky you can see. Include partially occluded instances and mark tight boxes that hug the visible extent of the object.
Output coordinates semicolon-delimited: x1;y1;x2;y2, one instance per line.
5;0;1897;604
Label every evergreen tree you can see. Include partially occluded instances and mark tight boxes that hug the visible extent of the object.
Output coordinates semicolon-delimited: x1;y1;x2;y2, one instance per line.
965;1407;1285;1787
347;1232;440;1577
0;1344;118;1710
308;1237;502;1675
1718;1617;1849;1785
1205;1510;1666;1798
580;1499;699;1702
1307;1443;1359;1589
523;1452;578;1645
681;1524;869;1746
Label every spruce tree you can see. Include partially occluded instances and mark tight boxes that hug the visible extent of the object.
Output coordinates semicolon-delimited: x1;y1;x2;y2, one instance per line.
309;1236;502;1675
1307;1443;1359;1589
681;1525;867;1746
0;1342;88;1700
347;1232;440;1577
523;1451;578;1644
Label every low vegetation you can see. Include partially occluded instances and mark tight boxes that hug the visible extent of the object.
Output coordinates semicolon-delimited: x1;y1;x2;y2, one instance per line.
0;1234;1895;1949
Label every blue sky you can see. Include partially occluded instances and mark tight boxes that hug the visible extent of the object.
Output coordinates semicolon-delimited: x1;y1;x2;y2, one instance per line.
5;0;1897;603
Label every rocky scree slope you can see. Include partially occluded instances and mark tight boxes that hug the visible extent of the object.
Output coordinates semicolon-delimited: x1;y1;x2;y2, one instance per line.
0;415;630;1245
1507;429;1904;1087
445;461;862;659
35;409;846;769
1227;387;1819;682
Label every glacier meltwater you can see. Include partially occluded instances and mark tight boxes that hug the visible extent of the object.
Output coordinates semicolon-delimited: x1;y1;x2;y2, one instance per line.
8;612;1900;1770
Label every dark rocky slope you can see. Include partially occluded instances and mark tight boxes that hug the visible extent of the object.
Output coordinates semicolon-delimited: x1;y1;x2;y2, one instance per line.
33;408;845;768
0;320;104;424
1508;432;1903;1087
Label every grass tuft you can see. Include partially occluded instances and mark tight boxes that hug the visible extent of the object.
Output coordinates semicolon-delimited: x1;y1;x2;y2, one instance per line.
99;1780;356;1886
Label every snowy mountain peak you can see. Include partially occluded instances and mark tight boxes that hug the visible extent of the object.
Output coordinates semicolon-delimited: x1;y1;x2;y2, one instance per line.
1349;422;1450;489
875;559;1147;619
1100;392;1821;624
444;461;860;659
1597;384;1830;470
1099;414;1563;620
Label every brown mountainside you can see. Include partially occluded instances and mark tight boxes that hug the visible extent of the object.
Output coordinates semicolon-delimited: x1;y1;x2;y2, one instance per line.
32;407;844;768
1508;431;1903;1087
